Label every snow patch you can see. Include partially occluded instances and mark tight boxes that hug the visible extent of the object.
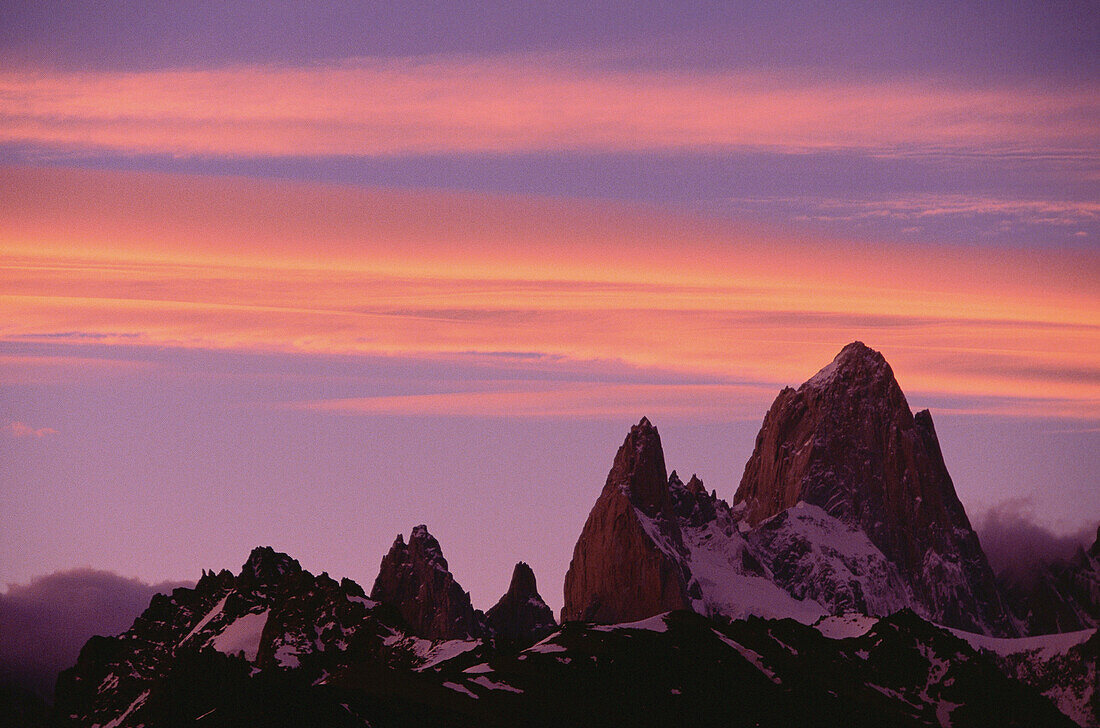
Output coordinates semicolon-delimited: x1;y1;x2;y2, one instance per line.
442;681;478;699
180;594;229;645
712;630;780;684
98;689;149;728
208;610;269;662
814;614;878;639
468;675;523;693
417;639;480;671
594;613;670;633
97;673;119;694
947;627;1094;660
346;595;377;608
462;662;493;674
274;644;301;668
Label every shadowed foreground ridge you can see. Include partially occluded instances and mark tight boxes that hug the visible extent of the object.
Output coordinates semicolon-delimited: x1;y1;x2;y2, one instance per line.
49;554;1089;728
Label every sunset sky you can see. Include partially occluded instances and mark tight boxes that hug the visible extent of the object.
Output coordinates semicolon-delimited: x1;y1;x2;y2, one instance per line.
1;2;1097;612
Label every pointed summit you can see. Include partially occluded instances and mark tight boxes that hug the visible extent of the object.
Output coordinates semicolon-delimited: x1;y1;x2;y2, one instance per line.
734;342;1016;635
608;416;671;519
370;525;483;640
507;561;539;596
485;562;556;643
562;418;691;623
804;340;891;389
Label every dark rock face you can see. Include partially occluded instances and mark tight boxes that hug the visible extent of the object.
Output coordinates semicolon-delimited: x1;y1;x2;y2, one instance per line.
239;546;302;587
668;471;718;527
1004;524;1100;635
734;342;1017;636
54;547;383;728
484;562;556;643
369;525;483;640
561;418;692;623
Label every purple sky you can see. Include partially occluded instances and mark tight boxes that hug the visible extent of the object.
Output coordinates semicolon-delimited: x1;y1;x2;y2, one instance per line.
1;2;1097;613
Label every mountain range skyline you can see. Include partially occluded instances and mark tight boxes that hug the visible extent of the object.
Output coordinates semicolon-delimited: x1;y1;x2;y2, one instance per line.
1;4;1097;724
3;4;1097;608
31;341;1099;726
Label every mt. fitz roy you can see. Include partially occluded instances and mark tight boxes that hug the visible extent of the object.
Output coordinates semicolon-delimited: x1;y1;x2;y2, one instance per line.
42;343;1098;728
564;342;1016;636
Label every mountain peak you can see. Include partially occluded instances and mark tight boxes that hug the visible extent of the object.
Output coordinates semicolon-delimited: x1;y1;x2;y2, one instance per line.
240;546;301;583
734;343;1017;635
608;416;670;519
508;561;538;597
805;341;892;389
485;561;556;642
407;524;448;570
562;418;691;623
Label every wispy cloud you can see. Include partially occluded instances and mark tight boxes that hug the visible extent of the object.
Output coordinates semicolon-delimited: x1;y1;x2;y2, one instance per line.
292;382;779;421
973;499;1096;585
725;194;1100;228
2;166;1097;420
3;421;57;438
1;55;1096;158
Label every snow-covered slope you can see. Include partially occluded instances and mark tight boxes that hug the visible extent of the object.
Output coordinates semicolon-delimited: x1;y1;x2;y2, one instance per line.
745;502;918;619
949;626;1098;727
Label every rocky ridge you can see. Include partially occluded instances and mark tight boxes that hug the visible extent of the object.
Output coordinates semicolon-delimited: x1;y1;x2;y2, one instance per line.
52;571;1091;727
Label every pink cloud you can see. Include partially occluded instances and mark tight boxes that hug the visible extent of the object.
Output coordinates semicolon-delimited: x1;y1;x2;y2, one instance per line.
0;55;1095;157
1;166;1097;420
4;421;58;438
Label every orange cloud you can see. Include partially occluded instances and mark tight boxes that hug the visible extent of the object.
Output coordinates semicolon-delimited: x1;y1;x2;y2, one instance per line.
2;166;1098;419
1;56;1096;157
4;421;58;438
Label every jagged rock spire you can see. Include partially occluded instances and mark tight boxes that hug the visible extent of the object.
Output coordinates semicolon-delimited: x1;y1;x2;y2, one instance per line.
608;416;674;519
562;418;691;623
370;525;483;640
239;546;302;585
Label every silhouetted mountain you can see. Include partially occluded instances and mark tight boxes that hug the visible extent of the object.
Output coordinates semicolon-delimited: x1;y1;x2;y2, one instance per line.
485;562;556;643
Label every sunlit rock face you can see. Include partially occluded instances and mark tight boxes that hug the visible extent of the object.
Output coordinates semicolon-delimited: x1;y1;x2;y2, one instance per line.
734;341;1017;636
562;418;693;623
